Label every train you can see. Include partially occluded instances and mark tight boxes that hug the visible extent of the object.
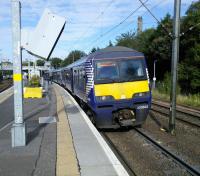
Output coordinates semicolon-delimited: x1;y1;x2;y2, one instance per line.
50;46;151;128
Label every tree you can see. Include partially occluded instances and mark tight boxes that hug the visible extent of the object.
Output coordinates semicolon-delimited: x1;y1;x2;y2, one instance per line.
22;61;34;66
50;57;62;69
90;47;97;53
179;1;200;93
113;1;199;94
61;50;86;67
90;47;101;54
116;31;137;49
108;40;113;47
36;59;45;66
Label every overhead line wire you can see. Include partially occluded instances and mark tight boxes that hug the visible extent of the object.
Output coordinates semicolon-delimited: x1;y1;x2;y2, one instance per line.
137;0;173;38
180;22;200;37
86;0;149;50
88;0;165;50
77;0;115;40
67;0;116;52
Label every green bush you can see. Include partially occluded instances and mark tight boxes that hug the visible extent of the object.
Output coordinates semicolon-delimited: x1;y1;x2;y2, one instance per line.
152;89;200;108
157;72;181;95
28;75;40;87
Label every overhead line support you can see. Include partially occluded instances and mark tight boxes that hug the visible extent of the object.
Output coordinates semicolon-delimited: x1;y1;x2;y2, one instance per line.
169;0;181;134
11;0;26;147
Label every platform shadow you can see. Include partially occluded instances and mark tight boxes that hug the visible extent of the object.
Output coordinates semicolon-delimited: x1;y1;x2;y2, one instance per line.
26;121;48;145
99;126;132;133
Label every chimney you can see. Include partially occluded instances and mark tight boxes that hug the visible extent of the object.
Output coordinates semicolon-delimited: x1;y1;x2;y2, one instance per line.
137;16;143;35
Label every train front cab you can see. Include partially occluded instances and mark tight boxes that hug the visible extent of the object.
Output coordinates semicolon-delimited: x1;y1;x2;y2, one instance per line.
91;57;151;128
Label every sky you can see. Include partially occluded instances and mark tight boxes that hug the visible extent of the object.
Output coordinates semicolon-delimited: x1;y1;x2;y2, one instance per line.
0;0;198;62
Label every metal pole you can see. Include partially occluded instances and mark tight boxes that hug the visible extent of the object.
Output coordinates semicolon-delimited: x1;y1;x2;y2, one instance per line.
11;0;26;147
169;0;181;134
28;59;30;81
153;60;157;89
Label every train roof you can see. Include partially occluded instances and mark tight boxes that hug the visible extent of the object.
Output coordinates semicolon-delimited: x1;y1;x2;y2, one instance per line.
60;46;144;70
88;46;144;59
94;46;137;53
62;56;88;70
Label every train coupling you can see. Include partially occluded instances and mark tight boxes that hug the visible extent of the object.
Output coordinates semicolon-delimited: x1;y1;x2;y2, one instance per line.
113;109;136;126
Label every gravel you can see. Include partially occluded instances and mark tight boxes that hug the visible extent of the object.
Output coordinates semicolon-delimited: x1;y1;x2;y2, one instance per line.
105;127;191;176
143;111;200;170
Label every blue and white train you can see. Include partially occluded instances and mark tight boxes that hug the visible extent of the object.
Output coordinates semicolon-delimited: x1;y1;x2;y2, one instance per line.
51;46;151;128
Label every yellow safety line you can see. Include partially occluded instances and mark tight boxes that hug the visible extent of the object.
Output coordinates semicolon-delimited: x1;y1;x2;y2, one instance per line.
13;73;22;81
54;85;80;176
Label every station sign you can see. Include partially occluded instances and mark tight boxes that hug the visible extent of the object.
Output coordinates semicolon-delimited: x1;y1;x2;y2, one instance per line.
22;9;66;60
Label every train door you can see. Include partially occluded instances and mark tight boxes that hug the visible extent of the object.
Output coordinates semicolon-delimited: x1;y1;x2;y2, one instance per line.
71;68;74;93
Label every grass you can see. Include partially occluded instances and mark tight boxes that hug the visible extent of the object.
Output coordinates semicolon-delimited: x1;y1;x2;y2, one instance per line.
152;89;200;109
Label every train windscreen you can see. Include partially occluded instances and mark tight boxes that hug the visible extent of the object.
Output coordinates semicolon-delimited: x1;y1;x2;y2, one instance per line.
95;59;146;84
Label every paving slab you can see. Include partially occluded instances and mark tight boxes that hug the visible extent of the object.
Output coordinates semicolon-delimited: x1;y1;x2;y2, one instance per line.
55;85;121;176
0;86;57;176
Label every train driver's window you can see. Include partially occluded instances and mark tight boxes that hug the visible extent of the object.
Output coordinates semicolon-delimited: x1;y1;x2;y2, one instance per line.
96;62;119;80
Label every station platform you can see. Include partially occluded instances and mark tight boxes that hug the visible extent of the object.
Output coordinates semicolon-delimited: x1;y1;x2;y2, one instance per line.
0;84;129;176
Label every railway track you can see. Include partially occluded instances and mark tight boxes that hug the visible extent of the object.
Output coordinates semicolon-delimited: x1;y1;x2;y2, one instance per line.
0;79;13;93
133;128;200;176
151;101;200;128
101;131;137;176
102;128;200;176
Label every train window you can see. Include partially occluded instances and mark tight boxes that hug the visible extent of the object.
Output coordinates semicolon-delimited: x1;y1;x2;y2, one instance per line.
96;61;119;81
74;70;78;85
65;72;70;80
77;70;80;86
120;59;146;81
78;70;81;87
95;59;146;84
79;69;85;88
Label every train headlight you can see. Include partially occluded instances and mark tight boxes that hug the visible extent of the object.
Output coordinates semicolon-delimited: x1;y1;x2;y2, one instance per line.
133;91;150;98
96;95;114;102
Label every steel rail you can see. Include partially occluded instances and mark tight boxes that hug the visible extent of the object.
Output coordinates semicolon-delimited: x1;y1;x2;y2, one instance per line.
153;99;200;111
151;104;200;128
152;101;200;118
101;132;137;176
0;80;13;93
134;128;200;176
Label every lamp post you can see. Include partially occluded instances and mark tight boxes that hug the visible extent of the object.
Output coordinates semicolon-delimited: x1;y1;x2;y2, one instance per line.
152;59;157;89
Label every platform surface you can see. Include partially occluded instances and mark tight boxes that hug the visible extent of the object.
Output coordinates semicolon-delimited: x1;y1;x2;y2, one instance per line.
0;83;128;176
0;86;57;176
